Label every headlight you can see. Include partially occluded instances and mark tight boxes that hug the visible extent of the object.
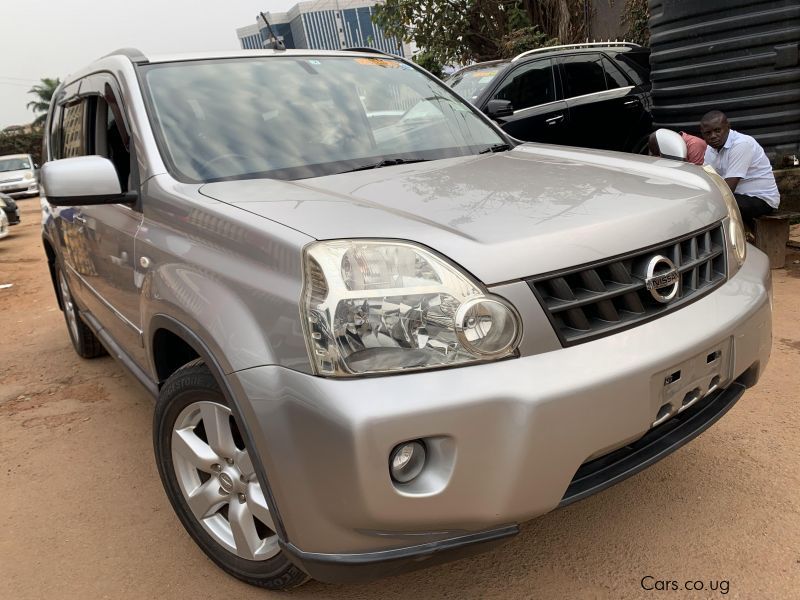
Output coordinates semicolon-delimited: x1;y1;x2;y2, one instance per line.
703;166;746;269
301;240;522;376
0;197;6;208
24;171;34;180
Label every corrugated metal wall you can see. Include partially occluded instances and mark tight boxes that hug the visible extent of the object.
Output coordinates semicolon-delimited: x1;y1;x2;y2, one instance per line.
649;0;800;161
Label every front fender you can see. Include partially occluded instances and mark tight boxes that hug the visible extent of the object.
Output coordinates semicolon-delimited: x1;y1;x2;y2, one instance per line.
142;263;308;375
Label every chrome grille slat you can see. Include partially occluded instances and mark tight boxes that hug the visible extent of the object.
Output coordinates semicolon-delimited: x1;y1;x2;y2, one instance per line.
527;223;727;346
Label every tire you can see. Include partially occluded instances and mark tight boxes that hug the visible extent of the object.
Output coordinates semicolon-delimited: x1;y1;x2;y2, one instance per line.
56;265;106;358
153;359;308;590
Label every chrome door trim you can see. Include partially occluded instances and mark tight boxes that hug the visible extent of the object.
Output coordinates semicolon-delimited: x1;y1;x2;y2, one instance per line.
65;262;144;336
563;86;634;104
511;99;565;117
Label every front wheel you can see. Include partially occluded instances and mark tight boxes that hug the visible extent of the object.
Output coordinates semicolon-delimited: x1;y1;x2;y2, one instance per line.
153;359;308;590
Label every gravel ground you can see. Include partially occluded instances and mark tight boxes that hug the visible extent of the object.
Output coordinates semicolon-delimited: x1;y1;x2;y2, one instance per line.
1;199;799;599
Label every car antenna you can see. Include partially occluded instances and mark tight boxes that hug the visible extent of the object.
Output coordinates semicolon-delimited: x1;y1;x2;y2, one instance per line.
259;12;286;50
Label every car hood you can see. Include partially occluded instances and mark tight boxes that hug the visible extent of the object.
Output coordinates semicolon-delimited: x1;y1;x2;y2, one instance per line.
0;168;32;181
199;144;727;284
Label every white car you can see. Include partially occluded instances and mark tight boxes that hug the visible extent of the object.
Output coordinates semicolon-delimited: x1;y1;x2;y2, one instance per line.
0;208;9;239
0;153;39;198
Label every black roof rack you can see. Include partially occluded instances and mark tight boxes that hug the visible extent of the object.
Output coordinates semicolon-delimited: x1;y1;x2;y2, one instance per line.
342;47;394;57
102;48;149;64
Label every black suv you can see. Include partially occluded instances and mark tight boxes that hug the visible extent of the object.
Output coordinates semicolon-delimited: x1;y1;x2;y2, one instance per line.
447;42;652;153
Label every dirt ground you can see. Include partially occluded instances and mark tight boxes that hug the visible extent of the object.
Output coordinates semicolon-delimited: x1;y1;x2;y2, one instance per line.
1;199;799;600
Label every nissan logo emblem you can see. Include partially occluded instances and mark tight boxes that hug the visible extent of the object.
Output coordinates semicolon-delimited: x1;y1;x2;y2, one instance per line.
645;255;679;303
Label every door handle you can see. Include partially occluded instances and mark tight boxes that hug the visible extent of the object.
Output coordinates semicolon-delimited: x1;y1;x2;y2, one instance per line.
546;114;565;125
623;99;640;106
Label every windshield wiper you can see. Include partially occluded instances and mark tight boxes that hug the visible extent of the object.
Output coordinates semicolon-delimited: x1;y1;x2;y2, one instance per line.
342;158;430;173
478;143;513;154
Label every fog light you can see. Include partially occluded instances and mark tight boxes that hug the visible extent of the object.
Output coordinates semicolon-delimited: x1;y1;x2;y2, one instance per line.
389;441;426;483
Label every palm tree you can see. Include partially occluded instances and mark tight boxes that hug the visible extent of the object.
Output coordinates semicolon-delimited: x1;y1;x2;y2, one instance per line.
26;77;61;126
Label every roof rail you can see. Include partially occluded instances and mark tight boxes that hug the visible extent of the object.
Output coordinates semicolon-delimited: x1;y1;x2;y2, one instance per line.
101;48;149;64
342;47;419;70
511;41;642;63
343;47;394;57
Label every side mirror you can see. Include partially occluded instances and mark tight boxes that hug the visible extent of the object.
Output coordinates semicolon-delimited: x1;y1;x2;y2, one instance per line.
42;156;132;206
652;129;688;162
484;99;514;119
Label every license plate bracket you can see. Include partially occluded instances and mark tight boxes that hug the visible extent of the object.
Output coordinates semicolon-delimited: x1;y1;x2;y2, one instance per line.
649;337;733;427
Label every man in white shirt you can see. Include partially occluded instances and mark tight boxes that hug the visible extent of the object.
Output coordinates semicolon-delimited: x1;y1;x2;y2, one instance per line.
700;110;780;226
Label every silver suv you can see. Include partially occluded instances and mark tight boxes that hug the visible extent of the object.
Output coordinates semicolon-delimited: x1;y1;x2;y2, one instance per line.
40;48;772;589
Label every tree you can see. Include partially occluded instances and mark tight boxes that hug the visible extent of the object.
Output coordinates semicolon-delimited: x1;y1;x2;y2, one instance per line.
26;77;61;126
413;51;445;78
373;0;589;66
622;0;650;46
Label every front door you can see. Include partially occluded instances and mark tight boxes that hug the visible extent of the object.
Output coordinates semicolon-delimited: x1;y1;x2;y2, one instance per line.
51;74;146;368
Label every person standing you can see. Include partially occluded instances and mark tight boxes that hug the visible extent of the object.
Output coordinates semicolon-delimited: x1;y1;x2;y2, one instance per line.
700;110;780;226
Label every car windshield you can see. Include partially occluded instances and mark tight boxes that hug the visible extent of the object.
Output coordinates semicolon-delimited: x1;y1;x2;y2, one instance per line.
0;158;31;172
448;64;508;102
140;56;506;182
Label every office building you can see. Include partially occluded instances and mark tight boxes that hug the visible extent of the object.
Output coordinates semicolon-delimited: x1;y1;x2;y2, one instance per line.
236;0;409;57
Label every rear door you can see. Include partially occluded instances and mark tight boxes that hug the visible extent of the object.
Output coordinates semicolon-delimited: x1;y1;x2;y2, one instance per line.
557;52;644;151
50;84;93;300
483;58;569;144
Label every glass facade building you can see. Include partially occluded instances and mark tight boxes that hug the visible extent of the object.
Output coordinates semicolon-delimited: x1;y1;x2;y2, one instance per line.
236;1;405;57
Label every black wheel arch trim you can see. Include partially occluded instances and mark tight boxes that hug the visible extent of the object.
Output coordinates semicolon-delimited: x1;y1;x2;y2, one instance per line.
147;314;290;543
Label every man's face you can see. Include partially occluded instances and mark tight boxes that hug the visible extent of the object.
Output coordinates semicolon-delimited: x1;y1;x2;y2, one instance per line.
700;117;730;150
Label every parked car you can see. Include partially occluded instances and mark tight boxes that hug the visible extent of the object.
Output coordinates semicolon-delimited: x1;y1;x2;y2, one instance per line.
0;206;8;240
447;42;653;153
0;193;21;225
40;48;771;590
0;153;39;198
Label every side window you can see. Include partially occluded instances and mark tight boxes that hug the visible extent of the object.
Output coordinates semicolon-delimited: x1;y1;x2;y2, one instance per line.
60;101;88;158
492;59;556;111
87;84;132;192
613;53;646;87
602;57;631;90
560;54;607;99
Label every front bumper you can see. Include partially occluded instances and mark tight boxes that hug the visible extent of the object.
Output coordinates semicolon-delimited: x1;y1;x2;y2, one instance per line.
1;181;38;198
227;248;772;581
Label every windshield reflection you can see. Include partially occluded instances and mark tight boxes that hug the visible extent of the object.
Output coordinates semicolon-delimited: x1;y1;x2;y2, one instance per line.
141;56;505;183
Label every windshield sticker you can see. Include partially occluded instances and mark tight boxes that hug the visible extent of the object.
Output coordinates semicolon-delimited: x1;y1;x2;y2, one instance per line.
471;70;498;78
354;57;401;68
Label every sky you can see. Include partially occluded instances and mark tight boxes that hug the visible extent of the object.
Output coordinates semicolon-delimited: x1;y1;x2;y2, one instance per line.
0;0;298;129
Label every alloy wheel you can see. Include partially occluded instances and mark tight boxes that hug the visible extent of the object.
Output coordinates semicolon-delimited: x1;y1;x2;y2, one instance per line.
171;400;279;561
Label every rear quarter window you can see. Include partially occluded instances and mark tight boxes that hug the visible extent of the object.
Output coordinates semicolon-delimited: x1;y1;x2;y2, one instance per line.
615;52;651;87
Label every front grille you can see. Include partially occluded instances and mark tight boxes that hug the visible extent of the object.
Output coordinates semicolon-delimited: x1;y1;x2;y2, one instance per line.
528;223;727;346
0;177;23;184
